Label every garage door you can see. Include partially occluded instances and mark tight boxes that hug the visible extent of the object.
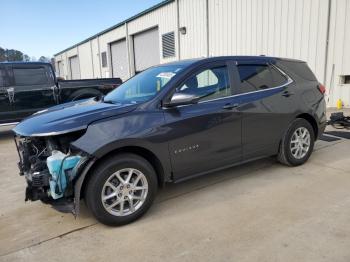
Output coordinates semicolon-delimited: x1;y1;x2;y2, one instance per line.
133;27;160;73
110;39;128;80
57;61;64;78
69;56;80;80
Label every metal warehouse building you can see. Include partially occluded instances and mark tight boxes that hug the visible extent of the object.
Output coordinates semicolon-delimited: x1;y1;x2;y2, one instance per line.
54;0;350;108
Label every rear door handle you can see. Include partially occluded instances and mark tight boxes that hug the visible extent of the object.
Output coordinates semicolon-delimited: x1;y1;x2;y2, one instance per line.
282;91;294;97
223;103;239;110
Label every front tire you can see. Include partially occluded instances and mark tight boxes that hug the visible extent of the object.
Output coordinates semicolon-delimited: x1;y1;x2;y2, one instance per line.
277;118;315;166
85;154;158;226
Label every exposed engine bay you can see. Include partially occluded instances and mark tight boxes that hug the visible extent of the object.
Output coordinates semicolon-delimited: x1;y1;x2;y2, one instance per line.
14;131;89;210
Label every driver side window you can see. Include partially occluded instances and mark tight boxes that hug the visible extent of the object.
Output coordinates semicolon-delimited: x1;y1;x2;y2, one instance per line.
177;66;231;102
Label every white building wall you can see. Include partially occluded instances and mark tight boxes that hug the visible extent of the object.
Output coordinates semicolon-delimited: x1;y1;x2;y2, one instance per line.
98;26;126;78
128;1;178;64
78;42;93;79
54;54;65;78
178;0;207;59
326;0;350;107
208;0;329;85
54;0;350;107
90;38;101;78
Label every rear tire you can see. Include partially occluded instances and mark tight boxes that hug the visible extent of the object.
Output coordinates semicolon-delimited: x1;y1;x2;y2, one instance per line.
277;118;315;166
85;153;158;226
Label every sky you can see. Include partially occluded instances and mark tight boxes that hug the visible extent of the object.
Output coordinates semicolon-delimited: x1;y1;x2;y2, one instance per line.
0;0;163;59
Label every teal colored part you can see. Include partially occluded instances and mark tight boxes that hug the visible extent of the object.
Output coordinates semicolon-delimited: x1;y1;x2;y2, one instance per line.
47;152;81;200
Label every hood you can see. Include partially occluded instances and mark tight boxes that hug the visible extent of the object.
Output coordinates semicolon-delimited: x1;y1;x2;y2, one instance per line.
13;98;138;137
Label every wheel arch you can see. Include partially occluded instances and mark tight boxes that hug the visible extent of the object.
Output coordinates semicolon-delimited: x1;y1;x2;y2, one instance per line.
295;113;318;138
79;145;166;200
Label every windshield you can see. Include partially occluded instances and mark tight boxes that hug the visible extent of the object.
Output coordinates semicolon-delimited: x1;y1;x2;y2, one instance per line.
104;65;185;104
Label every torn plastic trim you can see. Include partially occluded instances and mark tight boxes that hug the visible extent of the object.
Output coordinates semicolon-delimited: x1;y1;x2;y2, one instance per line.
73;157;97;216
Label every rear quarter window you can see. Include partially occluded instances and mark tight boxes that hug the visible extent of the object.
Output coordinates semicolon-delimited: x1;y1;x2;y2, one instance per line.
13;67;49;86
237;64;287;92
279;61;317;81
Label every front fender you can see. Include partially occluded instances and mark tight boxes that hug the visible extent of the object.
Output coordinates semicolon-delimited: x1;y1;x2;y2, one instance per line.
71;110;172;179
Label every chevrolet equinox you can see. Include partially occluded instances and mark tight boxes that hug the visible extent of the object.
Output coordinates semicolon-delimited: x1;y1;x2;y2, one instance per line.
13;56;327;226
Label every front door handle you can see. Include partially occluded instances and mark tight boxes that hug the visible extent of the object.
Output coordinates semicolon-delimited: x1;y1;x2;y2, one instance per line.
282;91;294;97
223;103;239;110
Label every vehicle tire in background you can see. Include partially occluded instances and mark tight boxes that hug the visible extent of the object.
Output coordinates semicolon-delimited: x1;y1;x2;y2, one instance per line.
277;118;315;166
85;154;158;226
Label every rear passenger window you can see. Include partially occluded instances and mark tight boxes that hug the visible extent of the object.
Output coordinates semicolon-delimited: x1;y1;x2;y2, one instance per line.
237;65;287;92
0;68;9;87
13;67;49;86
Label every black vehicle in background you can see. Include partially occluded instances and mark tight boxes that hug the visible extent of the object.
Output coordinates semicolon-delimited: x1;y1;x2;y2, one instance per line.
13;56;327;226
0;62;122;125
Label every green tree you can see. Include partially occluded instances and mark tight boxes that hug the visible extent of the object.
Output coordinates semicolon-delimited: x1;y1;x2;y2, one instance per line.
38;56;50;62
6;49;24;61
0;47;6;61
23;54;30;61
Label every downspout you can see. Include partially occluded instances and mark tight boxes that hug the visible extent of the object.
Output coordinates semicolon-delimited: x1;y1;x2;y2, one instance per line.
89;40;95;78
206;0;209;57
323;0;332;86
125;22;134;78
176;0;181;60
65;53;69;80
76;46;81;79
97;35;102;78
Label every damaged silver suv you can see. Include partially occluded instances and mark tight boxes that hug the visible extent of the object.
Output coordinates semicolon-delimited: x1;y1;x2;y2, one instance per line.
13;56;327;226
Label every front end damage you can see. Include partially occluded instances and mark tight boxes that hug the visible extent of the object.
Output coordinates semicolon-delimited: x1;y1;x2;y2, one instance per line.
14;131;91;215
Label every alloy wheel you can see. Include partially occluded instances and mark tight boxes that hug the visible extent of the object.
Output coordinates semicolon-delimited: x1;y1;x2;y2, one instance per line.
101;168;148;217
290;127;311;159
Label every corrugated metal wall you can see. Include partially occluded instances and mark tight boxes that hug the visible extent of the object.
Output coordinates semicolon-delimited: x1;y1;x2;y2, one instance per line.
178;0;207;59
54;0;350;107
78;42;93;79
90;38;101;78
208;0;329;83
326;0;350;107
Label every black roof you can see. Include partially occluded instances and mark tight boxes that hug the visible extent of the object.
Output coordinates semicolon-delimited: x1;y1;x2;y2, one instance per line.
160;55;305;67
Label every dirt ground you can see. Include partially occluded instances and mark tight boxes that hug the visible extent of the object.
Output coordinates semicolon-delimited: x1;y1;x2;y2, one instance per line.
1;110;350;262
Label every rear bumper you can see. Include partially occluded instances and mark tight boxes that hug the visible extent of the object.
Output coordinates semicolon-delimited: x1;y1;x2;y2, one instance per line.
318;121;327;139
315;97;327;139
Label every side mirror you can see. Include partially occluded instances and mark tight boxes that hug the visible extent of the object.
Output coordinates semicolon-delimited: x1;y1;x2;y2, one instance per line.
163;92;199;107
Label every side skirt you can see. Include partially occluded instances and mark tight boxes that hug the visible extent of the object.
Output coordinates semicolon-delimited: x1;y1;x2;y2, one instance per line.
172;155;275;184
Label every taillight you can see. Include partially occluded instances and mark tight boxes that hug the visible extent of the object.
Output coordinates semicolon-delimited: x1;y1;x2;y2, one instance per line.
318;84;326;94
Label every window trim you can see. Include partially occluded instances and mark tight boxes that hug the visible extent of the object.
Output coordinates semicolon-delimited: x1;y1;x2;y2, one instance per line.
340;75;350;85
166;64;293;108
101;51;108;68
197;67;293;105
162;61;235;106
236;63;292;94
